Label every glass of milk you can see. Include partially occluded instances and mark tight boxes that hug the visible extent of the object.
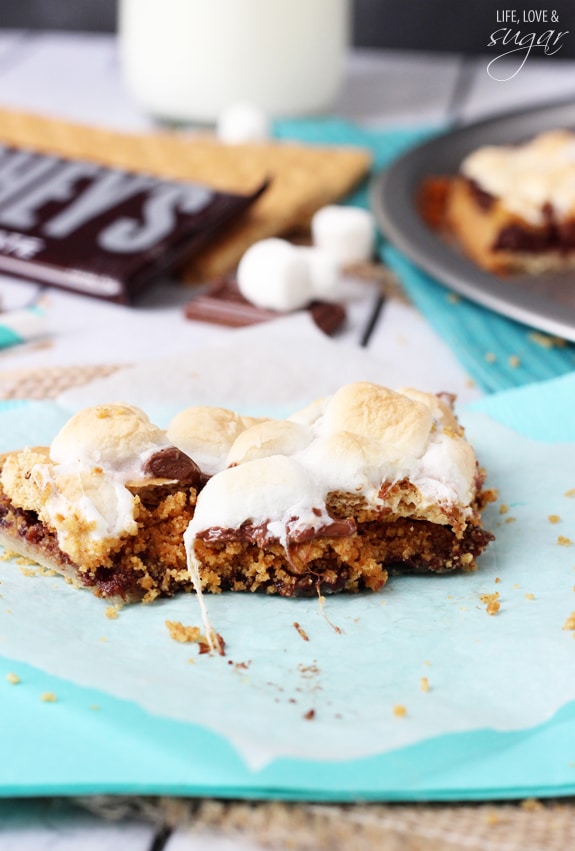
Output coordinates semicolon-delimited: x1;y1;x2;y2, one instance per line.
118;0;350;123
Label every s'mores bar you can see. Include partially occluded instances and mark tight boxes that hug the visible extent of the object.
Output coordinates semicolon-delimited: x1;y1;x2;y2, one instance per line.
184;382;493;599
0;404;203;602
445;129;575;274
0;384;493;608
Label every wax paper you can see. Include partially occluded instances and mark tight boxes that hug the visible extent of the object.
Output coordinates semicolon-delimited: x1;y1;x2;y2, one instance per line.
0;348;575;800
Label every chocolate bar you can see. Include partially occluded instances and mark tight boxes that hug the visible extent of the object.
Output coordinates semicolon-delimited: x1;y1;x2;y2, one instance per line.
0;144;265;303
184;278;346;335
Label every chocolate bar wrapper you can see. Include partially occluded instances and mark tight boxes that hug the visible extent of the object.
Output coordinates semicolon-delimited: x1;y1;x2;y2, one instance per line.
0;144;266;303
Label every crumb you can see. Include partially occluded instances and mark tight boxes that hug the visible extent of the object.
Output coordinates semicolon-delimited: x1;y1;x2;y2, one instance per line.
187;658;195;664
465;378;476;388
99;636;107;643
105;605;120;620
514;584;521;589
504;517;516;524
485;352;497;363
303;709;316;720
41;692;57;702
528;331;566;349
548;515;561;524
564;488;575;498
420;676;430;692
499;504;509;515
521;798;543;811
90;705;100;711
525;593;535;600
393;704;407;717
495;577;501;583
165;620;202;643
508;355;521;368
558;536;572;547
480;592;500;615
563;612;575;630
293;622;310;642
5;672;20;685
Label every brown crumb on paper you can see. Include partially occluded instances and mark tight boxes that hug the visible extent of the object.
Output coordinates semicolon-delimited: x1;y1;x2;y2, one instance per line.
165;620;202;644
499;504;509;515
303;709;316;720
508;355;521;368
393;704;407;718
528;331;566;349
41;692;57;702
6;672;20;685
563;612;575;631
293;622;310;642
480;592;500;615
525;593;535;600
558;536;572;547
548;515;561;524
564;488;575;498
105;605;120;620
420;677;430;692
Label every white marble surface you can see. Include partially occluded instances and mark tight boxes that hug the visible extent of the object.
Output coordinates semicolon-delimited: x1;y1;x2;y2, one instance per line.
0;29;573;851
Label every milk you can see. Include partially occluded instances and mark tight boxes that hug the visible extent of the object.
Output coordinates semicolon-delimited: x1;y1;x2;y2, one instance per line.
118;0;350;123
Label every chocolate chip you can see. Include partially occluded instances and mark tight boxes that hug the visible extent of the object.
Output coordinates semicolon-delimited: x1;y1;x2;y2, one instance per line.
143;446;202;486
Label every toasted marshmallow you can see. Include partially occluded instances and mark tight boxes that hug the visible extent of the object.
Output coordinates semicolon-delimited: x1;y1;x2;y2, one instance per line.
288;396;328;427
186;455;328;547
320;383;433;462
399;387;461;433
237;238;312;312
311;205;375;266
49;403;170;478
216;100;271;144
227;419;312;467
168;406;250;476
300;431;386;499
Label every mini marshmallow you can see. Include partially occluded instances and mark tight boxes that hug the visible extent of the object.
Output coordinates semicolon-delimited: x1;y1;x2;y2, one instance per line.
167;406;249;476
311;205;376;266
226;419;312;467
216;101;270;144
296;247;340;302
237;238;312;312
49;403;170;477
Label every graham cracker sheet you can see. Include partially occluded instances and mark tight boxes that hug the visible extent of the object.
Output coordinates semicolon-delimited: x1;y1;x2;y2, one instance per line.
0;107;371;281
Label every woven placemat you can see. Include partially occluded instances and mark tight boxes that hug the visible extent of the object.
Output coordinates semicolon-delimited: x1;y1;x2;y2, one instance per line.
0;364;124;400
2;365;575;849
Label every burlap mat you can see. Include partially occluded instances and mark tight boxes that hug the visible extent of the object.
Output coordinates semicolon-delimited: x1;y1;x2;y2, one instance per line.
2;365;575;849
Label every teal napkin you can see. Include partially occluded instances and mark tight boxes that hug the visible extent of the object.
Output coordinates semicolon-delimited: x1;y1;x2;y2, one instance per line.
273;118;575;393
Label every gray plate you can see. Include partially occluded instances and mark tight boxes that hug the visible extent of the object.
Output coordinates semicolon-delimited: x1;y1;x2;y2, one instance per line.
370;99;575;342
